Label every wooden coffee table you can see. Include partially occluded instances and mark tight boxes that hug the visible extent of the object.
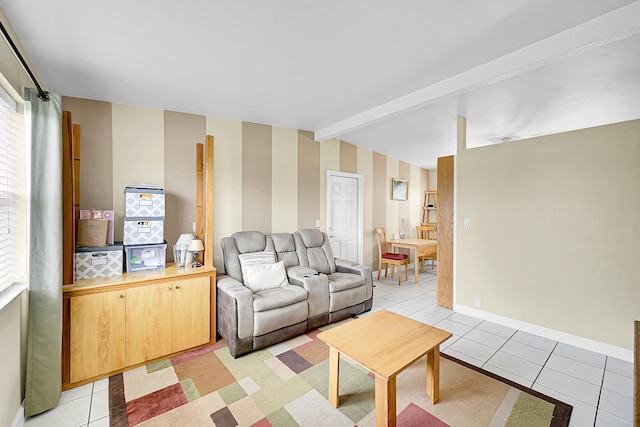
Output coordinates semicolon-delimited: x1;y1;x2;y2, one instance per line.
317;310;452;427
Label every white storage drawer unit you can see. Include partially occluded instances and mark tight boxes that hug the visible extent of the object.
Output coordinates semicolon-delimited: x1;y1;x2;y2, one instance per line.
125;242;167;272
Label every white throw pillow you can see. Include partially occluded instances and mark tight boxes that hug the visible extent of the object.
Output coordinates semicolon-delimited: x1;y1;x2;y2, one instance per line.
243;261;288;292
239;251;275;281
238;251;275;266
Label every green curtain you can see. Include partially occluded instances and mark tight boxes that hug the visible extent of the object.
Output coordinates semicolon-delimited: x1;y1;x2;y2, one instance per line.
23;88;63;417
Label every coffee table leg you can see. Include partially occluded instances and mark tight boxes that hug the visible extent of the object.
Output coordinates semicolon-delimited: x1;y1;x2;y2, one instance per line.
375;375;396;427
328;346;340;407
426;347;440;403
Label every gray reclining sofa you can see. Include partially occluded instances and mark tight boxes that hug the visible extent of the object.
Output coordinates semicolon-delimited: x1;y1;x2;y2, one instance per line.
217;229;373;357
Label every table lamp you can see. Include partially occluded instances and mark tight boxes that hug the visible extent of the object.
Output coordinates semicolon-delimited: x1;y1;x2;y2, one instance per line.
188;239;204;268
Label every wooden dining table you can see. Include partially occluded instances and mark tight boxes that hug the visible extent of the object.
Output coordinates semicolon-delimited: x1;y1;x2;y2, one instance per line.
388;238;437;284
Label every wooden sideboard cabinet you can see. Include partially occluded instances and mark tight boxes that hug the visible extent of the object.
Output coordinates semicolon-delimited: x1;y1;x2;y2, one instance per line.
62;264;216;389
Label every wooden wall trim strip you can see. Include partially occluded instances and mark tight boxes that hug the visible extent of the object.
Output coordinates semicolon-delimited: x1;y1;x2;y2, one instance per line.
437;155;454;309
62;111;75;285
371;152;387;272
203;135;214;267
196;143;203;243
72;124;81;244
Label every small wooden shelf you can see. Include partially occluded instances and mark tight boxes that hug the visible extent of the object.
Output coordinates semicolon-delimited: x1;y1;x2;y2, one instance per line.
422;190;438;225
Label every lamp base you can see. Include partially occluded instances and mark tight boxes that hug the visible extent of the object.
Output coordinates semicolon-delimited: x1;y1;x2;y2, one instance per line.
192;251;202;268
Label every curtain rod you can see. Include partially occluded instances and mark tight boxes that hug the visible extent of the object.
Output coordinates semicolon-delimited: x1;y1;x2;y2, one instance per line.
0;20;49;102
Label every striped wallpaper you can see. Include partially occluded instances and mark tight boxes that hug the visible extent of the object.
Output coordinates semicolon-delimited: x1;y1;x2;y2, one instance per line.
62;97;430;272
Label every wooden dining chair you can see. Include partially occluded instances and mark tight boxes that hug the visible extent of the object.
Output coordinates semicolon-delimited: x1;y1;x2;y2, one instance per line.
416;225;437;272
375;228;409;285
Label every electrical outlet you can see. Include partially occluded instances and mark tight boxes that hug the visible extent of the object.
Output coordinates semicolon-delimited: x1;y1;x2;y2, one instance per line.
474;297;482;308
193;222;196;232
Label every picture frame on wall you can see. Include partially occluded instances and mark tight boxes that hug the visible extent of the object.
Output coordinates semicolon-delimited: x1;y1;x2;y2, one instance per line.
392;178;408;201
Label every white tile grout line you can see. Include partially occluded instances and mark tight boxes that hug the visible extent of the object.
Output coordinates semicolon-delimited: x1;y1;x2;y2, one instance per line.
86;382;95;427
532;341;558;386
592;357;608;427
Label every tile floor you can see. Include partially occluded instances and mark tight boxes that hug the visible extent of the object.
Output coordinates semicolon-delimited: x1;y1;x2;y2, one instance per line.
24;268;633;427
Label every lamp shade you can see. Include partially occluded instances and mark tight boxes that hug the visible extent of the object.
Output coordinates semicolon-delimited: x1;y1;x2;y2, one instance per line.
188;239;204;252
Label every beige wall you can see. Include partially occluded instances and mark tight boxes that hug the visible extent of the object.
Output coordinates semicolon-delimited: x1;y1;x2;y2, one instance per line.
61;97;113;209
456;119;640;352
62;98;430;273
163;111;205;248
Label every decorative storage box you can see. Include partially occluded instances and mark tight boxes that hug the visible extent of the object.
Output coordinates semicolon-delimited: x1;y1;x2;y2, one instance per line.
75;244;123;280
123;218;164;245
125;242;167;273
125;187;165;218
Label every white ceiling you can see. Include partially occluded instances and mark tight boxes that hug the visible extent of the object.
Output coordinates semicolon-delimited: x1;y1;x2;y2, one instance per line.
2;1;639;169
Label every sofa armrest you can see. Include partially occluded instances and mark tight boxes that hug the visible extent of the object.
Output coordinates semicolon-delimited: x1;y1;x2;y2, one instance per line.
335;258;373;301
286;265;318;279
289;272;329;317
217;275;254;339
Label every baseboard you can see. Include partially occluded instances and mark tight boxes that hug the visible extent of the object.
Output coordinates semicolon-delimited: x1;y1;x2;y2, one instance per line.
10;402;25;427
454;304;633;362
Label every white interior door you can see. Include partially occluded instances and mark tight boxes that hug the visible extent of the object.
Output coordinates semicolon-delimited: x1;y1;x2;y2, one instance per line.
327;171;363;264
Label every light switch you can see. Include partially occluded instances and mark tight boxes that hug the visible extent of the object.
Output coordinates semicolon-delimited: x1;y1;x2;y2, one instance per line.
315;219;320;228
464;217;471;228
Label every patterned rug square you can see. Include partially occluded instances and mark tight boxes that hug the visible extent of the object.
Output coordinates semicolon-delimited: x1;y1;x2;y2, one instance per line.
109;322;571;426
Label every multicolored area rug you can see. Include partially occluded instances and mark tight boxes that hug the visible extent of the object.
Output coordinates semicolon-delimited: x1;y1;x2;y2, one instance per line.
109;319;572;426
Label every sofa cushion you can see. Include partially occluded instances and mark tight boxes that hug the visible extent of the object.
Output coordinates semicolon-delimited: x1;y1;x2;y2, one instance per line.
252;284;308;312
295;229;336;274
271;233;300;268
243;261;289;293
233;231;271;254
327;272;365;293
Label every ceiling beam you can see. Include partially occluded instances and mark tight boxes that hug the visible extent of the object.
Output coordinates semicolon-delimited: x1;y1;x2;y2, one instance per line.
314;1;640;142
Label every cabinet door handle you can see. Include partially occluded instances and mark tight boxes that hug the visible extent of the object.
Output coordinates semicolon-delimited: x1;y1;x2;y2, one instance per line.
166;287;172;291
175;285;180;289
118;294;124;298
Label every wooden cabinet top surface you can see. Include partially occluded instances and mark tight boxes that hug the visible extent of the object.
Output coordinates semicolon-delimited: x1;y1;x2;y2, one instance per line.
64;263;216;296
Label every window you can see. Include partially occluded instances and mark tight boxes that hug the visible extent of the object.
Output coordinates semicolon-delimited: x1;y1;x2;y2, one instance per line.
0;88;16;294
